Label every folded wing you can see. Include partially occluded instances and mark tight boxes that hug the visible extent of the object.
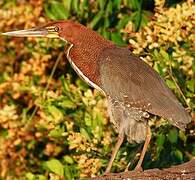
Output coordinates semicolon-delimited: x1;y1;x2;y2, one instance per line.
99;47;191;130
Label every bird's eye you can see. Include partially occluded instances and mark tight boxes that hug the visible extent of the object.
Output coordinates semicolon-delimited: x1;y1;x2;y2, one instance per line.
46;26;59;32
54;26;59;32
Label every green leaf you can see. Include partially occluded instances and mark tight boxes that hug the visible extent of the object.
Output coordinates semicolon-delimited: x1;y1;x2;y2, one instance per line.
64;156;74;164
0;128;8;137
80;0;88;17
80;128;91;140
62;0;72;13
129;0;141;10
52;1;68;19
179;131;187;144
48;105;64;123
33;75;41;85
160;48;169;61
46;159;64;176
167;128;178;144
72;0;79;13
26;173;35;180
76;78;89;91
129;11;140;31
102;29;110;39
89;11;104;29
174;149;183;161
114;0;122;9
186;79;195;92
104;17;110;28
106;1;113;15
99;0;106;10
111;32;126;45
166;79;176;90
140;13;150;28
26;173;46;180
49;126;64;138
84;112;92;126
60;99;76;109
153;49;159;58
60;76;70;93
154;62;164;76
37;175;47;180
44;4;56;20
156;134;165;147
64;165;73;180
117;15;134;29
44;1;68;20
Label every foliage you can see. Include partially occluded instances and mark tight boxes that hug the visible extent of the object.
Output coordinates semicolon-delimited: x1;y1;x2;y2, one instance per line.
0;0;194;179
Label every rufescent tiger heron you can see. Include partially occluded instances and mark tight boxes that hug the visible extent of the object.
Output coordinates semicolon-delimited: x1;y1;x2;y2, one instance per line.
1;20;191;173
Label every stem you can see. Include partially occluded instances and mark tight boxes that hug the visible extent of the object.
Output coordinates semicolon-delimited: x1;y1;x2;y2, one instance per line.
168;61;190;110
25;52;63;129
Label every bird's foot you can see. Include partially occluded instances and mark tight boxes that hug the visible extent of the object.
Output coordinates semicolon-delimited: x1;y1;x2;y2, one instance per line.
103;165;111;175
134;166;143;172
103;171;111;176
125;161;143;172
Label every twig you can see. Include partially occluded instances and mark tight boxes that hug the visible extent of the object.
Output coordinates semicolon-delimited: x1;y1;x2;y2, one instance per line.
88;159;195;180
25;52;63;129
168;63;190;110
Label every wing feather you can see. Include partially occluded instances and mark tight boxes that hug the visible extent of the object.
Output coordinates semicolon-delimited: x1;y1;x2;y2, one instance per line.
99;47;191;130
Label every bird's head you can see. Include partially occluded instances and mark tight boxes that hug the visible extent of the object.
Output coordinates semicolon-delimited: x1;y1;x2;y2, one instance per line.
1;20;95;45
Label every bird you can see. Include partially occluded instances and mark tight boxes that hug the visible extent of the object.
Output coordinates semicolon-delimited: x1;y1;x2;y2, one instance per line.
1;20;191;173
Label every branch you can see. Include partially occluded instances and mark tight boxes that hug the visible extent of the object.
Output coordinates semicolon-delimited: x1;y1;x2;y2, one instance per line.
88;159;195;180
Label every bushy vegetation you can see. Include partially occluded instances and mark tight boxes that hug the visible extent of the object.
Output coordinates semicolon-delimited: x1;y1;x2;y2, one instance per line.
0;0;194;179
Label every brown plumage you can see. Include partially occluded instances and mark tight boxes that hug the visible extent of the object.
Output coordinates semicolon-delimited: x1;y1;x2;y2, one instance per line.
99;46;190;143
2;20;191;173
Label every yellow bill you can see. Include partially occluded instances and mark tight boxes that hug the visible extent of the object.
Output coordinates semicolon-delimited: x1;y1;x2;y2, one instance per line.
1;26;59;38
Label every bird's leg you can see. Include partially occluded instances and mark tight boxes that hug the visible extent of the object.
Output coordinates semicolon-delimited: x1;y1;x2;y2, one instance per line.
135;126;151;171
105;133;124;174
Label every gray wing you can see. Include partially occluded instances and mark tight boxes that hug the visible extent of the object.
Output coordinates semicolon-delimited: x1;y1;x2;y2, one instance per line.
98;46;191;130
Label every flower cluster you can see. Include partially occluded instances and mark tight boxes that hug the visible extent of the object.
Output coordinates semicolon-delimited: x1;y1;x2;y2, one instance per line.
125;0;194;76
